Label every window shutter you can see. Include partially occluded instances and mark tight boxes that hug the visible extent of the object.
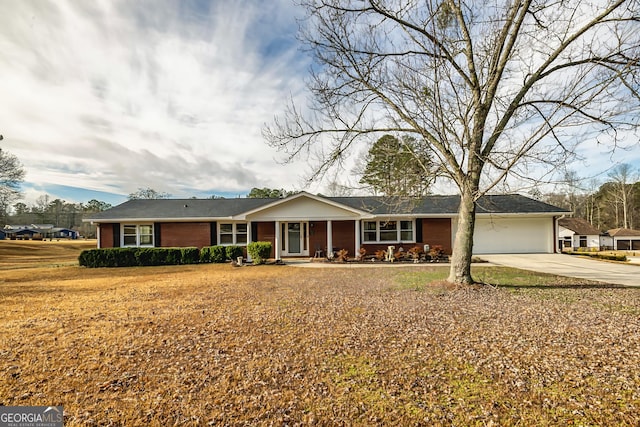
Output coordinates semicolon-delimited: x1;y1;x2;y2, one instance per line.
415;219;423;242
112;223;120;247
251;222;258;243
154;223;161;247
210;222;217;245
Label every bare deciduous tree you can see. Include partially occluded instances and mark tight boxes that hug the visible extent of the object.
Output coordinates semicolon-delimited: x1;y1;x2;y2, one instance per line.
0;142;26;222
607;163;638;229
264;0;640;284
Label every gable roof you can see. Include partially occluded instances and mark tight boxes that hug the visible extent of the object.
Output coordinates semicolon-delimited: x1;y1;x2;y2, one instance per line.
558;217;602;235
84;192;569;223
607;228;640;237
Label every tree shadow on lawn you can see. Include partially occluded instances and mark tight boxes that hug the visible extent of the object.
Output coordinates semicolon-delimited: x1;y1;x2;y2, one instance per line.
486;282;634;290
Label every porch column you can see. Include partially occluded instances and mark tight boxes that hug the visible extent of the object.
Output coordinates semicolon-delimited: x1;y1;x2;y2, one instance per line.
275;220;281;261
246;221;252;261
326;220;333;259
354;219;361;255
96;224;101;248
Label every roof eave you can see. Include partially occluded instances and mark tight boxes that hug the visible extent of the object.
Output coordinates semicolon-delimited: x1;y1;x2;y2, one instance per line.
83;216;233;224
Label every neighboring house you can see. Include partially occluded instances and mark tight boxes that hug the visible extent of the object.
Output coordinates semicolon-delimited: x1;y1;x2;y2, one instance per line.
606;228;640;251
557;217;602;250
3;224;78;240
83;192;569;259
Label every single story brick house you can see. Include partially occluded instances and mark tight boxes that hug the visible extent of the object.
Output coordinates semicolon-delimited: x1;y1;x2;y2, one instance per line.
83;192;570;259
557;217;603;250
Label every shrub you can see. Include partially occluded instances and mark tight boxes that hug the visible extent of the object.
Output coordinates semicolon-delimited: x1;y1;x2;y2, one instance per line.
180;247;200;264
408;246;423;261
429;245;445;260
199;246;213;263
566;251;627;262
336;249;349;262
200;246;227;263
596;253;627;262
225;245;244;261
247;241;272;264
79;248;138;267
134;247;159;265
79;247;201;267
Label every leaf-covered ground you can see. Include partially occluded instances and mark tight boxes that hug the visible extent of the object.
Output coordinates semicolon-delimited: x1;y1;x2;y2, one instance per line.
1;260;639;426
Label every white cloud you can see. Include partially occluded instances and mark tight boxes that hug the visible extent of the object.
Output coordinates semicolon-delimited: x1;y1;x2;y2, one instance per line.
0;0;311;201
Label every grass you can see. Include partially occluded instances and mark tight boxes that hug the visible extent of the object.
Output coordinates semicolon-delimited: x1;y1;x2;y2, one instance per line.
1;240;639;425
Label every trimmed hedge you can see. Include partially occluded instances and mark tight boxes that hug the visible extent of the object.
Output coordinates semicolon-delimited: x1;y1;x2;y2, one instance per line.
247;241;272;265
226;245;243;261
200;246;227;263
79;245;259;268
566;251;627;262
79;247;200;268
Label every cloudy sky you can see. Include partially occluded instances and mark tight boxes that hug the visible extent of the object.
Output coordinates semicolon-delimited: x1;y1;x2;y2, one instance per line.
1;0;314;206
1;0;639;207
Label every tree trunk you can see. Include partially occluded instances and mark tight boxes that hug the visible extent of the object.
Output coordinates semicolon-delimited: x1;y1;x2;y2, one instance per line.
448;188;476;285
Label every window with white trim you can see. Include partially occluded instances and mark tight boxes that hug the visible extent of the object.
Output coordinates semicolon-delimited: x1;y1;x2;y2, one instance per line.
400;221;413;241
122;224;154;247
219;223;248;245
362;220;415;242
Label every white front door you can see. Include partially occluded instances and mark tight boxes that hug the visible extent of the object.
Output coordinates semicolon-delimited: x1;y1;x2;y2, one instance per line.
281;222;309;256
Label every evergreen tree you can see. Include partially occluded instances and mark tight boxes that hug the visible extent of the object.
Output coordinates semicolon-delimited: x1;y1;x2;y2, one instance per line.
359;135;435;197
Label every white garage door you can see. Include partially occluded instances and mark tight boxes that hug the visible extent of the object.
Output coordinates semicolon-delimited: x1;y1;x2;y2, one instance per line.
470;217;554;254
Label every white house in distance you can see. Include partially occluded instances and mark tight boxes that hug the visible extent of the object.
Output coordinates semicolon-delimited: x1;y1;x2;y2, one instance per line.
606;228;640;251
558;217;603;250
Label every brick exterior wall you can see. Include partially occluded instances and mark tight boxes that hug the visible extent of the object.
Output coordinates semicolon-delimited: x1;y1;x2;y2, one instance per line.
96;218;453;255
99;224;114;248
331;221;356;255
421;218;452;254
309;221;327;256
159;222;212;248
254;222;276;259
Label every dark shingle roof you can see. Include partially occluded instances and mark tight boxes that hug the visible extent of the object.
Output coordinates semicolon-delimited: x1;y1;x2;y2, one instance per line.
85;193;569;222
558;217;602;235
85;198;279;221
330;194;570;215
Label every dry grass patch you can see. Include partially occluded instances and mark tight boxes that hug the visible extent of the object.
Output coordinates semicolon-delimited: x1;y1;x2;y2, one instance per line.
1;255;639;425
0;239;96;269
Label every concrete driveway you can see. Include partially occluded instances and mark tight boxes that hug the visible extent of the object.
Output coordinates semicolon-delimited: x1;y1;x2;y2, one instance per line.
479;254;640;287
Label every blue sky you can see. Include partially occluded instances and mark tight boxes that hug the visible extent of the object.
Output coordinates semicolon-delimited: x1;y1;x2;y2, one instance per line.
0;0;312;206
1;0;639;208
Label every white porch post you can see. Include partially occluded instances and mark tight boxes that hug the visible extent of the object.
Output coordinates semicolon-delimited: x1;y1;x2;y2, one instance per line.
96;224;101;248
275;221;281;261
354;219;361;255
246;221;252;261
326;220;333;258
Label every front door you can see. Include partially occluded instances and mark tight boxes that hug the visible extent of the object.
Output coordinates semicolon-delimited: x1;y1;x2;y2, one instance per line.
281;222;309;256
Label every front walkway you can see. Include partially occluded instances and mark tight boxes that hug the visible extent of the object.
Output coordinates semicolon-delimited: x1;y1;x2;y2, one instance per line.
283;259;451;268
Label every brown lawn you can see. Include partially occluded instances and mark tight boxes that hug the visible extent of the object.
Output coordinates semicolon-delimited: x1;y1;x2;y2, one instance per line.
1;241;639;426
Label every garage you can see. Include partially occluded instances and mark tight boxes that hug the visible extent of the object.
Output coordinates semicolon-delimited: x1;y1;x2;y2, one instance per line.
608;228;640;251
468;216;555;254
